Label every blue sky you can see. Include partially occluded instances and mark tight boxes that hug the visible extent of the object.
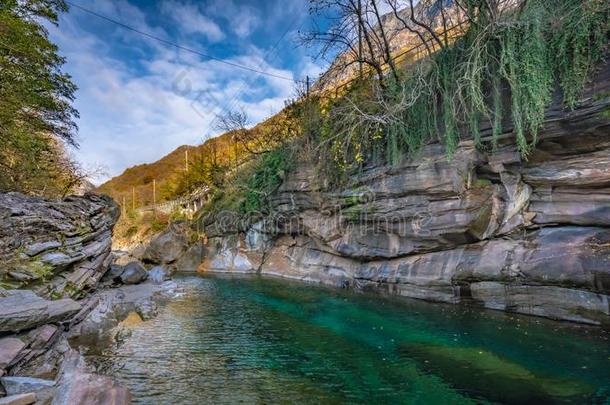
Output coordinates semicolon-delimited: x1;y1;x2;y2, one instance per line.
48;0;324;183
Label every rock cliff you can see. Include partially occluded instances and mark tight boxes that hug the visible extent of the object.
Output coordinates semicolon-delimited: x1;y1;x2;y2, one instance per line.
199;61;610;326
0;193;119;299
0;192;175;404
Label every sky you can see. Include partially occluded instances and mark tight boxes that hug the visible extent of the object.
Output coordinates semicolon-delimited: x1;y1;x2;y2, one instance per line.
48;0;324;183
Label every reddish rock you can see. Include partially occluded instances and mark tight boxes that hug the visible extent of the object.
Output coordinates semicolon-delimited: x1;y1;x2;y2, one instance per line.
0;338;25;371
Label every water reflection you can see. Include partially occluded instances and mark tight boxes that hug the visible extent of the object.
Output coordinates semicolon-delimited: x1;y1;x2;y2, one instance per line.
86;275;610;404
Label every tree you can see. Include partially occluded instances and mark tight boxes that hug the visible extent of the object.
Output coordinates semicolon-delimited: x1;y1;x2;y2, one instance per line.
301;0;398;87
0;0;79;196
215;107;299;159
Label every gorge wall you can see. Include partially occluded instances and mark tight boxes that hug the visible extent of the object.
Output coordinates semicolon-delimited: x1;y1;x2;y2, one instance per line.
0;192;183;403
199;62;610;326
0;193;119;299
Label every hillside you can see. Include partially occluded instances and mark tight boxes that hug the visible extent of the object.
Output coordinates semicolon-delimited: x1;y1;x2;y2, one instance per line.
96;1;458;206
97;131;234;208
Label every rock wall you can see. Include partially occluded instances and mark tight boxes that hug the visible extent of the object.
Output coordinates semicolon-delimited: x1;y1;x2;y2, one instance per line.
0;191;184;403
0;193;119;299
200;62;610;325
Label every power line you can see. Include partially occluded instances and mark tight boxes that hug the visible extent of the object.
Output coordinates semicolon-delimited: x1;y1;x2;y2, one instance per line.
65;1;298;82
202;16;306;139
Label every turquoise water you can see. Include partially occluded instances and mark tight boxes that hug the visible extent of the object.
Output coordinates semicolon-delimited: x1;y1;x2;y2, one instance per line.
88;275;610;404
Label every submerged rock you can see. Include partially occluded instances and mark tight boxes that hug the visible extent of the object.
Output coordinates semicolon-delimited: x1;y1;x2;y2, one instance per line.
0;393;36;405
52;350;130;405
67;281;179;348
397;342;595;403
1;376;55;396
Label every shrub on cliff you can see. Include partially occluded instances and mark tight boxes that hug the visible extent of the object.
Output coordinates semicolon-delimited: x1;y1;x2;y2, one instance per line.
306;0;610;182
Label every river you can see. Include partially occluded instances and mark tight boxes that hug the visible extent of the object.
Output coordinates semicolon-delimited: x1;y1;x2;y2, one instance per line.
86;275;610;404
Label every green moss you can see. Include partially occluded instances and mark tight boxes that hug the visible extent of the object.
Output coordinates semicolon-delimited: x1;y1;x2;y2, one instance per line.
63;282;84;299
48;290;63;300
342;201;378;222
0;278;22;290
598;108;610;120
592;91;610;102
472;178;493;189
22;260;54;281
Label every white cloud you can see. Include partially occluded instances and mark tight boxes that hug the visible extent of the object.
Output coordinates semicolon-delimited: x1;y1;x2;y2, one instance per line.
160;1;224;42
205;0;260;38
49;0;317;183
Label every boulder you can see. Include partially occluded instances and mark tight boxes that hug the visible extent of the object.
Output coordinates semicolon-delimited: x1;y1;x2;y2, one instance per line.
142;225;188;264
0;338;25;371
175;243;204;273
103;264;126;282
1;377;55;396
52;350;130;405
0;393;36;405
0;291;81;333
117;262;147;285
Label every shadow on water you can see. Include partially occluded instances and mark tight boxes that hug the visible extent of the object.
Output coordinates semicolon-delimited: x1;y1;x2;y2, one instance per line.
86;274;610;404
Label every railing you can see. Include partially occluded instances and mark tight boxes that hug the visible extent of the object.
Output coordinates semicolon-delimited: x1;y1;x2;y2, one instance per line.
136;187;209;215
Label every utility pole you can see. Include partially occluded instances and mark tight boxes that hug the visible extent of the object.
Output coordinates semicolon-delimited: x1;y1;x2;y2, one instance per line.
185;149;189;172
153;179;156;216
306;75;310;97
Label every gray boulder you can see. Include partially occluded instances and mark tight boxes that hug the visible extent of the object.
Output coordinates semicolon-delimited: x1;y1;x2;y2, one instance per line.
0;291;81;333
118;262;148;285
102;264;126;283
1;377;54;396
175;243;204;273
143;224;188;264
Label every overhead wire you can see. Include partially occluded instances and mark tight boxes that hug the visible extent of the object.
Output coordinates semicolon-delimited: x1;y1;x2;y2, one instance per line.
65;0;299;83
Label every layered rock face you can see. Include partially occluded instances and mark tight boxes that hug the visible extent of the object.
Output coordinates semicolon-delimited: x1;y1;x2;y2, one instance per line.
0;193;119;299
200;63;610;325
0;192;153;404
